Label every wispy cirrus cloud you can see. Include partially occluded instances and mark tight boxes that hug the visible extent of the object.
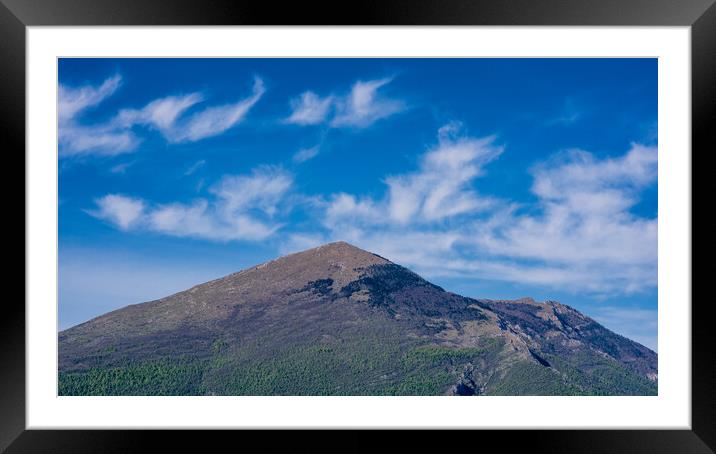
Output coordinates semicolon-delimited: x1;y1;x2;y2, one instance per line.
183;159;206;176
323;193;383;228
292;146;320;163
114;93;204;135
320;122;502;228
295;123;657;295
385;122;502;223
110;161;135;174
472;143;658;273
59;75;265;157
90;166;292;242
59;125;139;157
284;92;333;125
58;74;139;157
331;78;405;128
89;194;146;230
167;77;265;142
58;74;122;124
284;77;405;129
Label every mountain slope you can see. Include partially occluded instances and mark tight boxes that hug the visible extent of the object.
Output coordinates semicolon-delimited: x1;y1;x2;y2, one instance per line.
59;241;657;396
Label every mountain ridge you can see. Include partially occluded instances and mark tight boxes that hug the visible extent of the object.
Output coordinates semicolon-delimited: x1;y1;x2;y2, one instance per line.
59;241;657;396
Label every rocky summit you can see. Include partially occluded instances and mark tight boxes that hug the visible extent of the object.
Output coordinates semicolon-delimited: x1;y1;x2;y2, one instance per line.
59;241;657;396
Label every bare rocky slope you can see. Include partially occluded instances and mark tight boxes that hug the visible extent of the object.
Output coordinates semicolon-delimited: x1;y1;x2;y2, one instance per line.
59;241;657;396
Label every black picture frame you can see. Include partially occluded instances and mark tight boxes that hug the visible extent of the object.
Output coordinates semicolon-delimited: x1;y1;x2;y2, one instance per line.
2;0;711;451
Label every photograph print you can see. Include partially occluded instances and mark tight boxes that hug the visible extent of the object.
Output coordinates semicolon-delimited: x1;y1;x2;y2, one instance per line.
58;58;658;396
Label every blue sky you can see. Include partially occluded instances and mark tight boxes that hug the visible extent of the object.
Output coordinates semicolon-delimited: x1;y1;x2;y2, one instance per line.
58;58;658;350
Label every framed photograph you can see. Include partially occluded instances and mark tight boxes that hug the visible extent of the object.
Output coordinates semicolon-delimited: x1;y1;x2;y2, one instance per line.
4;0;711;450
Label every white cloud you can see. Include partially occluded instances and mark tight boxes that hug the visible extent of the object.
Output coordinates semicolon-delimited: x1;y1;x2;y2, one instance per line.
474;144;658;268
452;143;658;294
90;194;146;230
386;131;502;223
314;124;657;295
184;159;206;176
147;200;214;237
292;146;320;163
115;93;204;133
321;123;502;227
58;75;122;123
58;75;140;157
90;166;292;242
210;166;292;218
110;161;134;174
169;77;265;142
60;125;139;157
59;75;265;157
284;77;405;129
324;193;382;228
427;253;654;294
331;78;405;128
285;92;333;125
531;144;657;200
145;200;281;242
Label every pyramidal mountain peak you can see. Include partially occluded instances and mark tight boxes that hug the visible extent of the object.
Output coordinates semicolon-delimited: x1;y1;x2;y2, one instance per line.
232;240;392;286
59;242;657;396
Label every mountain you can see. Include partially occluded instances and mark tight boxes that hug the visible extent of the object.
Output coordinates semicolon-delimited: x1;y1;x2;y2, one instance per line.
59;241;657;396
